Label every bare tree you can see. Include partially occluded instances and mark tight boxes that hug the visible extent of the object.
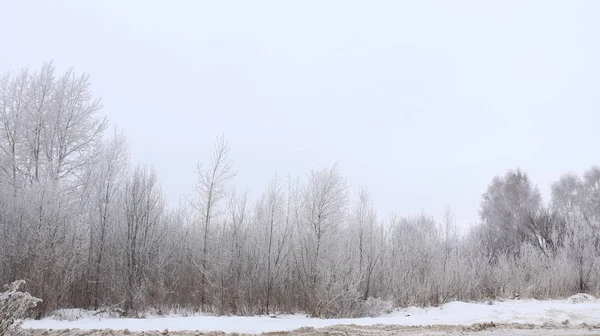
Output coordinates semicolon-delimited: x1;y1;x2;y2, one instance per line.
299;163;348;316
192;136;236;310
479;169;542;258
439;207;459;302
7;62;600;319
220;188;250;314
254;176;293;314
22;63;55;183
88;130;128;309
123;166;164;314
551;173;582;215
45;68;106;185
349;188;380;300
0;70;28;193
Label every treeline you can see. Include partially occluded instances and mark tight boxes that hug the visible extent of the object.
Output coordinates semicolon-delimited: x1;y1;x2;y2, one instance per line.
0;64;599;318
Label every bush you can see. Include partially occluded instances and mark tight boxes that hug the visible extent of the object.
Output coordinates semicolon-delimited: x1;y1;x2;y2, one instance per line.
0;280;42;336
359;297;394;317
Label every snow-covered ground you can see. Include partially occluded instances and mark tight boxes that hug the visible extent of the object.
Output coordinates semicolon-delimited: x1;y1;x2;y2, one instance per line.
22;296;600;334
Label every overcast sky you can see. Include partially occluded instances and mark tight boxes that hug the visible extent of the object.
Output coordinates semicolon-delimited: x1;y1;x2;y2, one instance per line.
1;0;599;227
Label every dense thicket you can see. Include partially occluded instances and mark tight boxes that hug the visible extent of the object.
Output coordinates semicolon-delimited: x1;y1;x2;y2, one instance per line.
1;64;599;318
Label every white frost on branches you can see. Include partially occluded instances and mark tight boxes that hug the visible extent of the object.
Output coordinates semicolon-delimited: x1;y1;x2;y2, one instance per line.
0;280;42;336
2;63;600;320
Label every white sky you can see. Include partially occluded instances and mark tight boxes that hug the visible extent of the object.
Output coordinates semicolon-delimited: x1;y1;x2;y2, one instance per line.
1;0;598;227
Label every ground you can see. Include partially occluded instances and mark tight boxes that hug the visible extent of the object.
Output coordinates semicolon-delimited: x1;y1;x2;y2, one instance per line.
20;295;600;335
18;324;600;336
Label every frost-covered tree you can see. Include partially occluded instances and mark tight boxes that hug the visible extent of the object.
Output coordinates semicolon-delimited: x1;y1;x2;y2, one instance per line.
4;62;600;319
254;177;291;314
87;130;129;309
479;169;542;257
348;188;380;300
123;166;165;314
563;209;599;293
551;173;583;214
192;136;236;310
389;215;440;306
439;207;460;302
298;163;348;316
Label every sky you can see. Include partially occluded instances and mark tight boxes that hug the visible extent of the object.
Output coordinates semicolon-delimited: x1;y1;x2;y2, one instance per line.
1;0;599;228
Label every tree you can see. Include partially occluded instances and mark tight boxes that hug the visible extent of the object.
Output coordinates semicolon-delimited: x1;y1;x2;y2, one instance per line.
255;176;292;314
551;172;582;215
21;63;54;183
524;207;565;256
439;206;459;302
562;209;598;293
0;69;28;193
192;136;236;310
123;166;165;314
479;169;541;257
9;62;600;319
581;166;600;223
349;188;380;300
45;67;106;184
298;163;348;316
551;168;600;254
88;130;129;309
219;188;250;314
390;214;440;306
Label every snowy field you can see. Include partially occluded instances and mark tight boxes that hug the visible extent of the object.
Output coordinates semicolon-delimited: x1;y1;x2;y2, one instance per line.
21;295;600;335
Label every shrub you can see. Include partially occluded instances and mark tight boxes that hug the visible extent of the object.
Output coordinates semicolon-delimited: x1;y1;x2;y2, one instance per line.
0;280;42;336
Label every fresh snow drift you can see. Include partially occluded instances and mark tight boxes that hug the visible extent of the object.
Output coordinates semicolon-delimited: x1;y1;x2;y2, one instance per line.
23;298;600;334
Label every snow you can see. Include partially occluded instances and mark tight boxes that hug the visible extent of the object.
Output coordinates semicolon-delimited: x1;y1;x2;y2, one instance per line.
22;299;600;334
42;308;123;321
567;293;598;304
